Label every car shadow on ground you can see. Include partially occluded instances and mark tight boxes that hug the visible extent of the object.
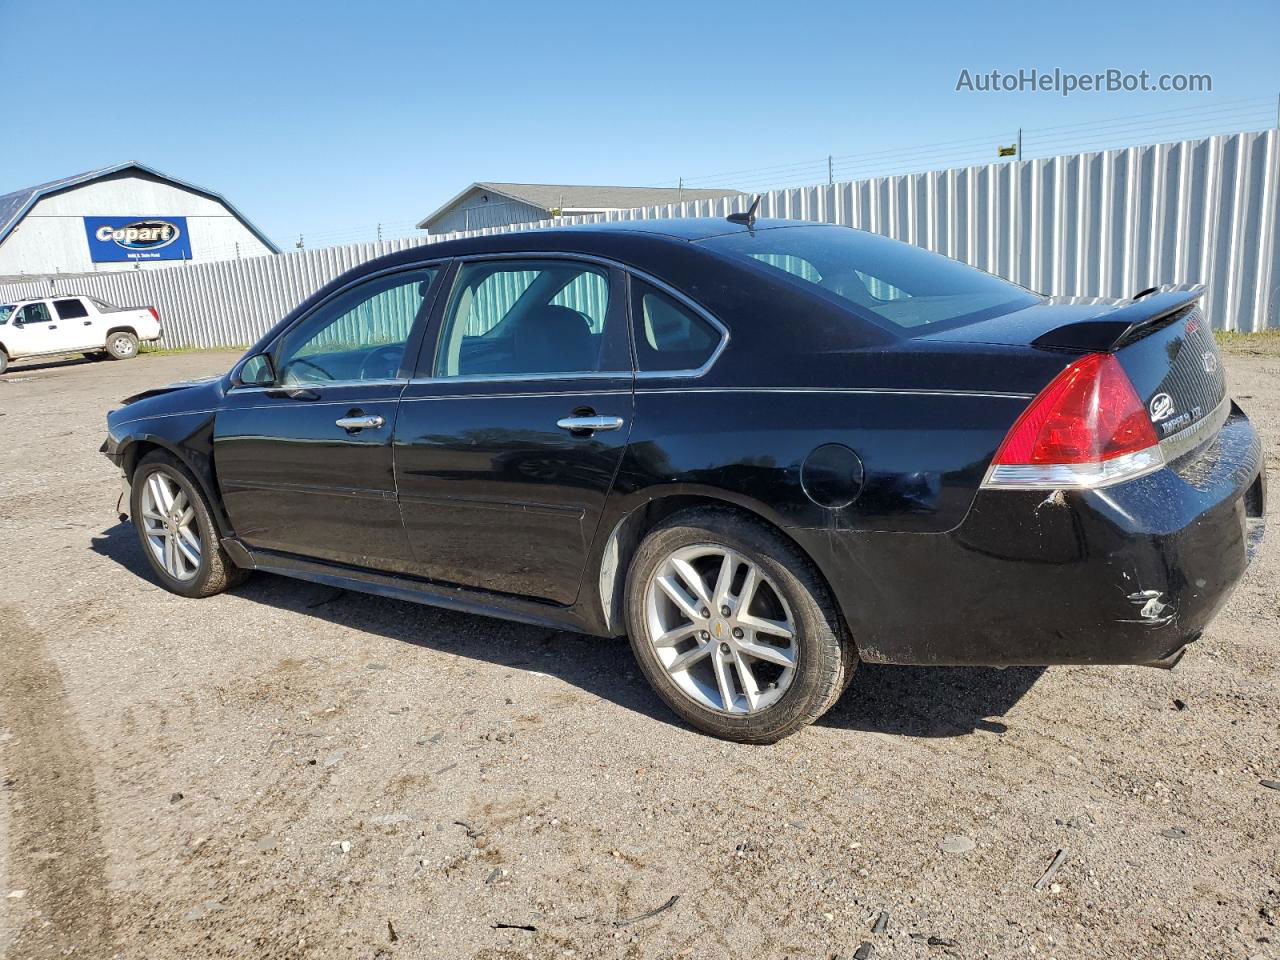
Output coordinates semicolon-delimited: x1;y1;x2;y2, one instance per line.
4;354;99;375
91;521;1043;740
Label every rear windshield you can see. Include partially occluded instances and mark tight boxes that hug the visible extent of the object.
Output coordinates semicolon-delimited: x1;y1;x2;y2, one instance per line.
699;225;1040;332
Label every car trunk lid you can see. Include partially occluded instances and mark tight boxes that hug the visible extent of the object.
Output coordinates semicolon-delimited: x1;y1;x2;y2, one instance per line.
921;290;1227;458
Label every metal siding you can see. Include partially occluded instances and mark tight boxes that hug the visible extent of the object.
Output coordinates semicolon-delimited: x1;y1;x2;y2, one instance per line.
0;130;1276;348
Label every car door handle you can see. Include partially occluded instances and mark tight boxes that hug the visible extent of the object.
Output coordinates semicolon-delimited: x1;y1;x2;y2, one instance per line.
83;320;92;326
556;415;624;433
335;414;385;431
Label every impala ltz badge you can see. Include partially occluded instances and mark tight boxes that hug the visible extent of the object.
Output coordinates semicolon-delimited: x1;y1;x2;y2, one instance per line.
83;215;193;263
1148;392;1175;423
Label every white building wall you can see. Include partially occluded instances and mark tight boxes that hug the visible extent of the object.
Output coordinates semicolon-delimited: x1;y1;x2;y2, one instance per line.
427;193;548;234
0;170;274;275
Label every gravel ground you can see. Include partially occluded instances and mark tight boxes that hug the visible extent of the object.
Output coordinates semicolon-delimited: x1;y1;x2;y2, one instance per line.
0;347;1276;960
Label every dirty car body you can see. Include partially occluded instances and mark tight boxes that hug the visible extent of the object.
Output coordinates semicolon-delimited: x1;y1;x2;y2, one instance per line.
103;219;1266;679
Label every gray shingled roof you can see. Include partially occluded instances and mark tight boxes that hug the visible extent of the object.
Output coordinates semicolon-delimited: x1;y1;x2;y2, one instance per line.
0;167;114;244
477;182;744;210
418;182;744;229
0;162;280;252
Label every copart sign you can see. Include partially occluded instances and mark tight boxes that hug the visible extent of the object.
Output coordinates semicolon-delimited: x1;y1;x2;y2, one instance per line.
83;216;193;262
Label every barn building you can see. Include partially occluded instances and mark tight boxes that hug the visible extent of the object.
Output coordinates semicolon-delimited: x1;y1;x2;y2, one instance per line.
418;182;744;234
0;162;279;277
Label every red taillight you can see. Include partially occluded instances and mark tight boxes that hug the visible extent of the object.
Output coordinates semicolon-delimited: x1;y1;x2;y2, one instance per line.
147;306;160;323
984;353;1163;489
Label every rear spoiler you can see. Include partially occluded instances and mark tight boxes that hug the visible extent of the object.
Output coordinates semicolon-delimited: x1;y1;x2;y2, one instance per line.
1032;290;1204;352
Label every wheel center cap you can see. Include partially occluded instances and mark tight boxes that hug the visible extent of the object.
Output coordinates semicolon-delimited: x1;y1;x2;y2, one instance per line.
710;618;730;640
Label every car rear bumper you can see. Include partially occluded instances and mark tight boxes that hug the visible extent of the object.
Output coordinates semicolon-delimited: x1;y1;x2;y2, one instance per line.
794;404;1265;666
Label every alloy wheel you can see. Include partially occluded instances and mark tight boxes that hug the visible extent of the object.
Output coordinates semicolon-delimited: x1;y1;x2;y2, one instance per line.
643;544;798;714
140;471;202;581
113;335;136;356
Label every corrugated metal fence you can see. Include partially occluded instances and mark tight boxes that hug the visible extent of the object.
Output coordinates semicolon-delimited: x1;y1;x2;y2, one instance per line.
1;129;1275;348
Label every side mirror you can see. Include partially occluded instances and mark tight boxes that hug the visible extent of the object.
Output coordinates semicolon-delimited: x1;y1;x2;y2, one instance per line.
237;353;275;387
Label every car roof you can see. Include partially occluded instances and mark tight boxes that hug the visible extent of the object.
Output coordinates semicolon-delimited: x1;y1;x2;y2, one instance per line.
546;217;834;241
349;219;851;285
255;218;895;371
408;217;838;257
4;294;90;303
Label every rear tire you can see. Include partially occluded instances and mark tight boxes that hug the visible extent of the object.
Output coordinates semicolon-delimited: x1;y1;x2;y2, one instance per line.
624;507;855;743
106;331;139;360
130;450;250;598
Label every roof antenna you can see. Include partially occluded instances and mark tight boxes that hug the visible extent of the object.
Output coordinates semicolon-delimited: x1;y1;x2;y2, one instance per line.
727;194;761;227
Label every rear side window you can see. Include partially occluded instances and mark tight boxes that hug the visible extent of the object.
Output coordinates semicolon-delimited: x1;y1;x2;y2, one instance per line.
630;280;722;373
53;298;89;320
700;225;1040;332
433;260;621;378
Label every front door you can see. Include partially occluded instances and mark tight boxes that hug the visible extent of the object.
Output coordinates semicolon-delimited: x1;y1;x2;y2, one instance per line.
9;302;68;355
215;266;442;571
394;258;633;605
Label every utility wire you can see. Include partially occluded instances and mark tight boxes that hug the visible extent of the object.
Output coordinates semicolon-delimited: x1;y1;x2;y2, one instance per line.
1022;95;1274;134
267;99;1278;254
656;97;1277;194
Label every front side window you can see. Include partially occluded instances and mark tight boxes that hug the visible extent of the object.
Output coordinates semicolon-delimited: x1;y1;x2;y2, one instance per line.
434;260;615;378
274;268;438;385
53;298;89;320
0;305;13;325
16;303;51;324
700;225;1040;332
631;280;722;373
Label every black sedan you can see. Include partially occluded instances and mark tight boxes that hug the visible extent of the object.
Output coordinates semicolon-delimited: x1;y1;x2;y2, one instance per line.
103;217;1266;742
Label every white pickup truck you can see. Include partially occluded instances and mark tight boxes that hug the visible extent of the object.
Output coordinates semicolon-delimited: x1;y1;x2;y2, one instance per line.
0;295;162;374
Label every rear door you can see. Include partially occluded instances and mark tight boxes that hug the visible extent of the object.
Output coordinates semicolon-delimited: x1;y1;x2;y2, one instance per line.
51;298;97;350
215;265;443;571
393;256;633;604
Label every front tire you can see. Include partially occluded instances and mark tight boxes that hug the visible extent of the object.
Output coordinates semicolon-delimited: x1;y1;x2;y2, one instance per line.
106;331;139;360
625;508;854;743
130;451;249;598
0;348;8;375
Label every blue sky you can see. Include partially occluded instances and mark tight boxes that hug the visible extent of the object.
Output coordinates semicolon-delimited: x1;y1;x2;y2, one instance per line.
2;0;1277;248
